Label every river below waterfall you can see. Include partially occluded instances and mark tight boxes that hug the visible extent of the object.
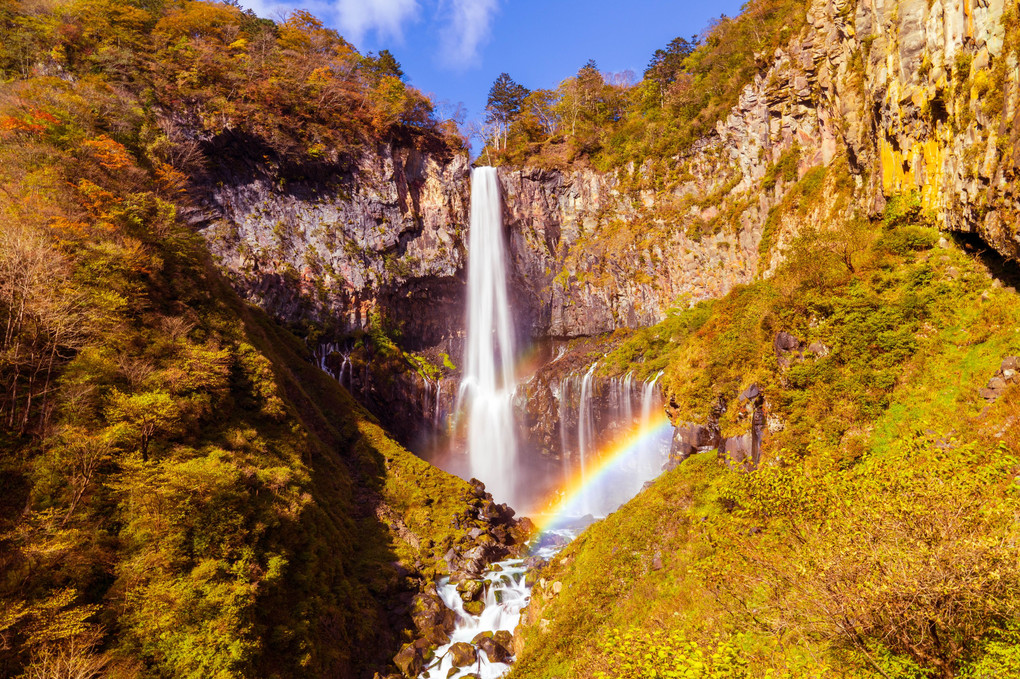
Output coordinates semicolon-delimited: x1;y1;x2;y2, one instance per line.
419;529;579;679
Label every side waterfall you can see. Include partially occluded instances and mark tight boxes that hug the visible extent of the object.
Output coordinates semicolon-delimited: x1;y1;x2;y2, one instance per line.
552;368;672;517
576;363;598;514
461;167;518;504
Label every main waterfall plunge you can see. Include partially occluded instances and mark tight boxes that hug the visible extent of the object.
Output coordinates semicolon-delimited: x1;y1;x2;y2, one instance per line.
460;167;518;505
311;167;675;517
455;167;673;517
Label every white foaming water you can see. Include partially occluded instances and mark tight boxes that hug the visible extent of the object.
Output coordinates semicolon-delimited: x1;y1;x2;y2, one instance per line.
461;167;517;505
622;371;634;426
424;560;531;679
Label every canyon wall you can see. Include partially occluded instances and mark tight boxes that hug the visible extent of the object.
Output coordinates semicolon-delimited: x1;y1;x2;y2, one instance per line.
194;0;1020;442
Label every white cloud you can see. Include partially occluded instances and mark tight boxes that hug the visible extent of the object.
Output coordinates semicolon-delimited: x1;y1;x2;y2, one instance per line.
335;0;420;43
438;0;499;68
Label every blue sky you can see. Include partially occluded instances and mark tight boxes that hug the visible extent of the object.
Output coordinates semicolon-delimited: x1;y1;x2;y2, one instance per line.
239;0;746;128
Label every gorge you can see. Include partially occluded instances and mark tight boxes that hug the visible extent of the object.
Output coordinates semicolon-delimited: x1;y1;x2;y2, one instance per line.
2;0;1020;677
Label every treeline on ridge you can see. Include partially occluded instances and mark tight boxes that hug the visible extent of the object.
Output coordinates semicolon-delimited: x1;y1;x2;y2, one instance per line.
478;0;807;169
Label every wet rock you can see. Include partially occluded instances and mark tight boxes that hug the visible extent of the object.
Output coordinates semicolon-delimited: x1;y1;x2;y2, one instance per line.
456;579;483;602
448;642;477;668
411;586;455;645
493;630;514;655
462;600;485;616
476;634;513;664
470;631;493;644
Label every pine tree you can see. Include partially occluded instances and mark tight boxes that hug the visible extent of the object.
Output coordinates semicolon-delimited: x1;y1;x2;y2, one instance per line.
485;72;530;151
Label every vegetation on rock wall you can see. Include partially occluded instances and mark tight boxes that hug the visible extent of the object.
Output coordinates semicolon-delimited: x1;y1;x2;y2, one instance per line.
512;162;1020;677
0;0;463;163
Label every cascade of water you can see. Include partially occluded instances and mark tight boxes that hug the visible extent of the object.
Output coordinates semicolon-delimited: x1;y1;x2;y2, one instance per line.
622;371;634;429
640;371;663;427
461;167;517;504
434;380;443;428
314;342;336;379
557;379;571;485
423;560;530;679
640;371;665;475
577;363;598;514
336;351;351;391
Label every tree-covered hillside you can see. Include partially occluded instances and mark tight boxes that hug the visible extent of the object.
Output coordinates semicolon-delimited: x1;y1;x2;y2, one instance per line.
0;1;489;677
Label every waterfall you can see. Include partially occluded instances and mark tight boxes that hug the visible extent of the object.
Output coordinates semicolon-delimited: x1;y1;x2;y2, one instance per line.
622;371;634;429
577;363;597;513
640;371;663;427
461;167;517;505
640;371;665;475
557;379;571;485
434;380;443;428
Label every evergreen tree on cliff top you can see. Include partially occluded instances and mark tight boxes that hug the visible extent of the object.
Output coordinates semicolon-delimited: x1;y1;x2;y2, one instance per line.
486;72;530;151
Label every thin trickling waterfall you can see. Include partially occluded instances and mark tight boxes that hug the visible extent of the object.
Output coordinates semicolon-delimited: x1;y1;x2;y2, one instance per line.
640;371;663;427
622;371;634;428
577;363;597;513
434;381;443;427
557;379;571;485
460;167;517;505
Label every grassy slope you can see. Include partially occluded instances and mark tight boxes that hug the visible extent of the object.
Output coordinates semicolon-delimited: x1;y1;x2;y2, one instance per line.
510;164;1020;678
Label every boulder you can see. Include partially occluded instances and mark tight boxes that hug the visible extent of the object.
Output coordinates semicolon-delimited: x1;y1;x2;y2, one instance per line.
456;579;483;601
806;341;829;357
393;643;425;678
448;642;477;668
463;600;485;616
470;631;493;645
476;634;513;663
774;330;801;357
1002;356;1018;372
493;630;514;656
738;383;761;402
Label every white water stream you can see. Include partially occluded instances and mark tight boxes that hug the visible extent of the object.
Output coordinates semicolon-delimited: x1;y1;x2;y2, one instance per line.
460;167;518;505
420;531;577;679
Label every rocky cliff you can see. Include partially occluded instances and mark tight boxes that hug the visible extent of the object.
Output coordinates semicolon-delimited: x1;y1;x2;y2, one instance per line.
195;0;1020;451
197;136;471;348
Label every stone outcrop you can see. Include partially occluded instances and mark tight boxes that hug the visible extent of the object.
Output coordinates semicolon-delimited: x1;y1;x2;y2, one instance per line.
198;138;471;347
980;356;1019;400
199;0;1020;347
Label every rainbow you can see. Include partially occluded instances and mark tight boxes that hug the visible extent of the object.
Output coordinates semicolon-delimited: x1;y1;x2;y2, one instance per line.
532;411;674;533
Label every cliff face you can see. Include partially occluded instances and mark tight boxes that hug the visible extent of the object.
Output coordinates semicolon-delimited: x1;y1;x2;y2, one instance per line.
196;0;1020;448
200;0;1019;349
198;138;471;348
